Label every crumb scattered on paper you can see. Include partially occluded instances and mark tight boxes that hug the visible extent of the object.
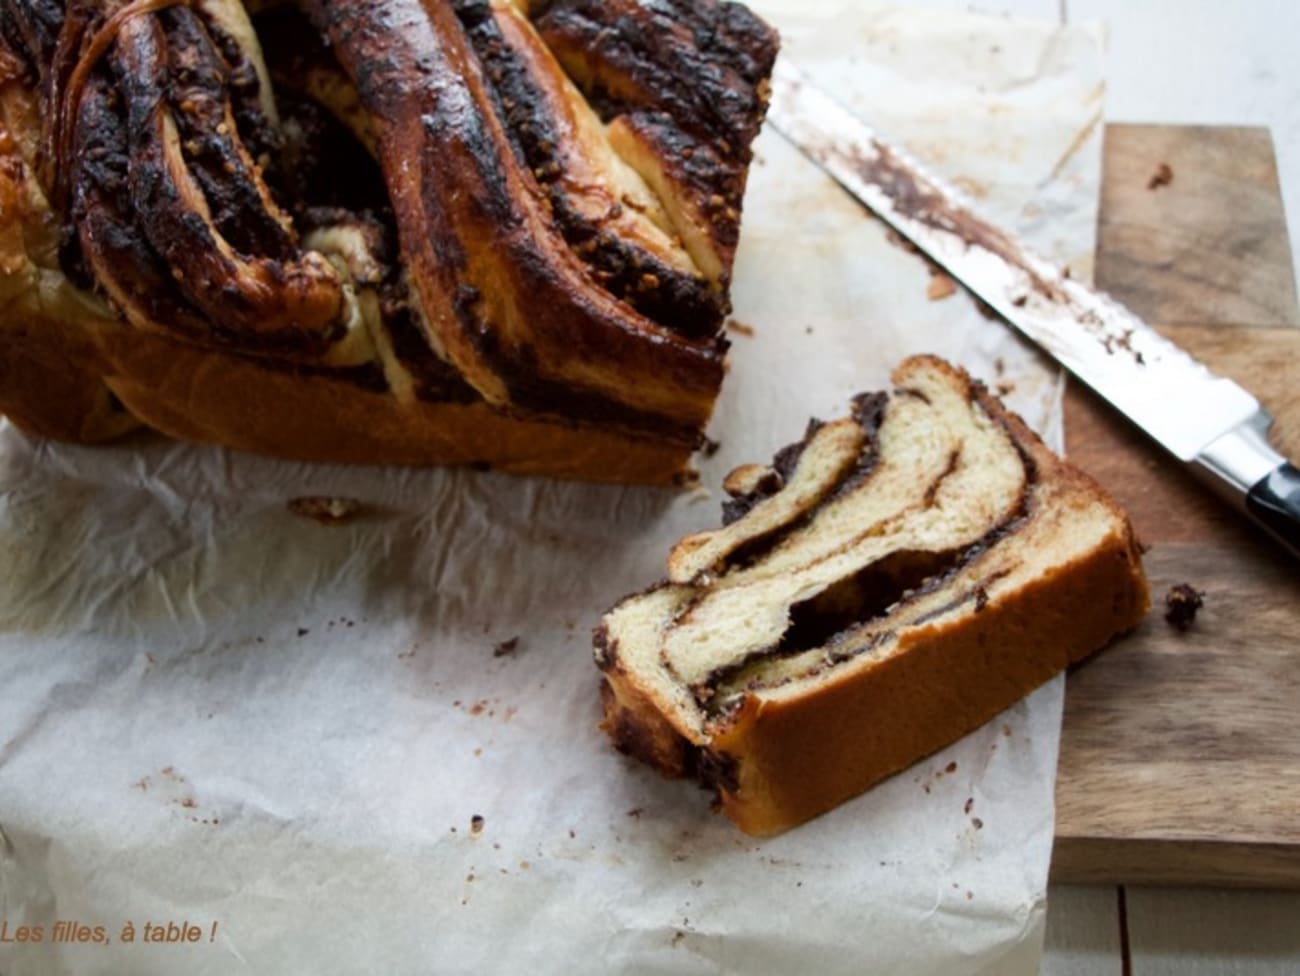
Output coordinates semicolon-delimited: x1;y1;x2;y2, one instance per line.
885;228;922;256
287;496;363;526
493;637;520;658
927;271;958;301
727;319;756;337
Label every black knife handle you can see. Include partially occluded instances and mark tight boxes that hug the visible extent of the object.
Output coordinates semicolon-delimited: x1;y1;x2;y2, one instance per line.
1194;411;1300;561
1247;463;1300;557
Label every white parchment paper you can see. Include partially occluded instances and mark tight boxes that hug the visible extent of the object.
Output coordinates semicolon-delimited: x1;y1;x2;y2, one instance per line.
0;4;1105;973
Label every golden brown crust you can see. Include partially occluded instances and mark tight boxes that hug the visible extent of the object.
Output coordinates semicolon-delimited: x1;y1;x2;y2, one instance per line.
596;356;1152;833
98;328;695;482
711;526;1148;835
0;312;138;443
599;668;694;778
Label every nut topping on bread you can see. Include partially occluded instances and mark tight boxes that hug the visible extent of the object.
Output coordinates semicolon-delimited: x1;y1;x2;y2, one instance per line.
596;356;1151;835
0;0;778;482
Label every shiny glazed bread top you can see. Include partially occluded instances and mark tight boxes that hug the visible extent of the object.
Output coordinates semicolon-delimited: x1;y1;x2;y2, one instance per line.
0;0;778;461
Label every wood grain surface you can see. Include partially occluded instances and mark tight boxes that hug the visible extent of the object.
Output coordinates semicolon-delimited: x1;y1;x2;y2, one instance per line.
1051;124;1300;888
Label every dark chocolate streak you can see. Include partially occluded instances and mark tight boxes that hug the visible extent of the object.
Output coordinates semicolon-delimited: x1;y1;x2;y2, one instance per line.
73;74;217;341
721;419;824;526
776;425;1038;686
533;0;776;151
0;0;62;79
592;621;615;672
695;547;967;709
48;4;357;358
114;15;342;344
470;326;705;445
694;389;1042;712
159;6;293;259
903;569;1010;632
687;744;740;797
722;394;888;526
719;393;889;575
534;0;777;271
0;1;56;77
191;4;279;162
271;93;388;217
452;0;724;339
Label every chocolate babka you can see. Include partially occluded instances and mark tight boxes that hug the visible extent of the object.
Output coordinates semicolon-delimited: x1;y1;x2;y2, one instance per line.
596;356;1150;834
0;0;778;482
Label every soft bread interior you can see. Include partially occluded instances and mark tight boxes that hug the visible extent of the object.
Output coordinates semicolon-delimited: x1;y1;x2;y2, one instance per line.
667;417;866;585
600;357;1135;743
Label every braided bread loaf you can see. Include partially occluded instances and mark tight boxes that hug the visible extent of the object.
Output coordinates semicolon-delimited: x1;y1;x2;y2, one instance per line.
0;0;777;482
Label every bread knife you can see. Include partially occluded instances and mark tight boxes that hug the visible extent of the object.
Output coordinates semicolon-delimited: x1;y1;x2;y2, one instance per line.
765;59;1300;560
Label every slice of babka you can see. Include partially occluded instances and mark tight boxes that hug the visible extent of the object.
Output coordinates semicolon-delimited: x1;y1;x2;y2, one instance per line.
0;0;778;483
596;356;1150;834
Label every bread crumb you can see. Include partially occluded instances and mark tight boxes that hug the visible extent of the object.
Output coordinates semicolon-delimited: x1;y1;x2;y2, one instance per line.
927;271;958;301
1164;583;1204;630
727;320;756;338
1147;162;1174;191
287;496;362;526
493;637;520;658
885;228;922;255
470;815;485;835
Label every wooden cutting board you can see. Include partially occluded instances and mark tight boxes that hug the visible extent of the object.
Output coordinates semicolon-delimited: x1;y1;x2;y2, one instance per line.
1051;124;1300;889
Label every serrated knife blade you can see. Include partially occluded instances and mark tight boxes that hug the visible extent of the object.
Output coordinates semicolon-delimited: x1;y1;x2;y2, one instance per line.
766;58;1300;559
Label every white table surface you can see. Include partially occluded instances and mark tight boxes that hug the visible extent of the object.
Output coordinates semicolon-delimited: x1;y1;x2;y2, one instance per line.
910;1;1300;972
